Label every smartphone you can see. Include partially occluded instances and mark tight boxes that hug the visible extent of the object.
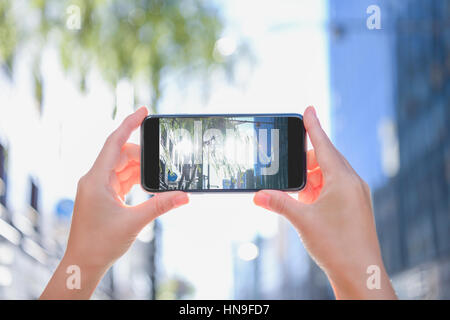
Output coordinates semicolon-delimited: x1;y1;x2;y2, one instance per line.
141;114;306;193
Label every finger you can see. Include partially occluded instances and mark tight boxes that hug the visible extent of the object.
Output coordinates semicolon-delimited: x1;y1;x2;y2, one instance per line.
303;106;343;175
298;183;315;204
307;149;318;171
120;171;140;197
116;143;141;172
94;107;148;174
254;190;309;229
131;192;189;227
308;167;322;189
311;187;322;202
117;164;140;184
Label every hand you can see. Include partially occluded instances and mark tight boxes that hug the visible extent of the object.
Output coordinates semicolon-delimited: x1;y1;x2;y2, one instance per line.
41;107;189;299
253;106;397;300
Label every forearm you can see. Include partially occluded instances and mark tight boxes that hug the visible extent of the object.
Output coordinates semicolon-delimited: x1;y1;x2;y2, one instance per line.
40;252;109;300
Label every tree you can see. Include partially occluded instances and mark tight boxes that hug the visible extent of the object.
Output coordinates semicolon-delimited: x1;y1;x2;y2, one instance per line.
159;117;257;190
0;0;243;115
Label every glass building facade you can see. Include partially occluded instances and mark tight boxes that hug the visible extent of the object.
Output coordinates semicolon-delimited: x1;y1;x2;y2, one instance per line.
374;0;450;299
329;0;450;299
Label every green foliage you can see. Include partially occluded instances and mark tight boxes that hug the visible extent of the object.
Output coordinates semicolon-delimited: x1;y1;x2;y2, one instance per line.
0;0;238;114
157;275;195;299
0;0;18;76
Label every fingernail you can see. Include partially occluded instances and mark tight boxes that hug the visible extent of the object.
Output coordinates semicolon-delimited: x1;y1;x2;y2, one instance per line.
174;193;189;207
254;191;271;209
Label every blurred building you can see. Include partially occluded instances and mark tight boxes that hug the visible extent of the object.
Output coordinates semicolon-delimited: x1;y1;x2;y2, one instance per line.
233;220;333;299
0;95;59;298
328;0;450;299
328;0;397;190
376;0;450;299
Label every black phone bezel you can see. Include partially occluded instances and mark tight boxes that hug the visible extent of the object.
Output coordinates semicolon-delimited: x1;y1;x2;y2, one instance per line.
141;113;306;193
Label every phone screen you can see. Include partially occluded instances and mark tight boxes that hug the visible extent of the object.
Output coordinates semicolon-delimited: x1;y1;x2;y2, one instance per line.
141;114;306;192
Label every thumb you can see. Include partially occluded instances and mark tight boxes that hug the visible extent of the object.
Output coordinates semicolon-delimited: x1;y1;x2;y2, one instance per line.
303;106;343;176
254;190;309;230
131;192;189;228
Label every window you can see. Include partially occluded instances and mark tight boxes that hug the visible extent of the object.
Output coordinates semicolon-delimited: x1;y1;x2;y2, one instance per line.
30;179;39;212
0;143;7;209
29;177;40;234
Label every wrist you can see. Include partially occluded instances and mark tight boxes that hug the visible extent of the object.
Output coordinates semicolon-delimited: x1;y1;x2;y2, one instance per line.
62;248;111;278
58;250;110;298
326;260;397;299
40;251;109;300
64;240;115;271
